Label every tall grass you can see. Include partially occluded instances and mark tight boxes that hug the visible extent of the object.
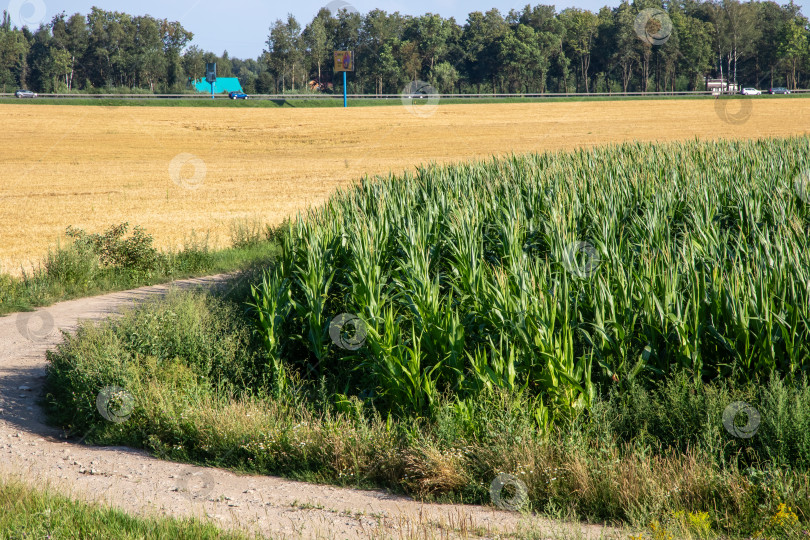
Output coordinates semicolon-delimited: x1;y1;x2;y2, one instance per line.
42;288;810;536
0;222;281;316
252;137;810;423
0;476;251;539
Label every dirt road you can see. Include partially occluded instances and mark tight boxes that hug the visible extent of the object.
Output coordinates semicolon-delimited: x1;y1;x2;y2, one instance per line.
0;275;621;539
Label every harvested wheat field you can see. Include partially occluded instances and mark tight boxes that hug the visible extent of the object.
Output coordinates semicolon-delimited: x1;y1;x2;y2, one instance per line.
1;98;809;273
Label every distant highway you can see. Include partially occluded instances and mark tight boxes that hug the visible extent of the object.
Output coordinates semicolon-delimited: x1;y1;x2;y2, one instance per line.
2;90;807;101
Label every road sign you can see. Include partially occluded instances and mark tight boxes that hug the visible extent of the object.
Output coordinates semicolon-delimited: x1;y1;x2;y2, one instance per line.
334;52;354;108
205;63;216;99
334;51;354;72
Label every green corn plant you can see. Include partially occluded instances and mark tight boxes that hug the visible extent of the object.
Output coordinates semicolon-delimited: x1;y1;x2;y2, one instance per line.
363;308;441;416
288;230;337;375
466;340;521;394
250;136;810;429
347;218;389;333
248;268;290;396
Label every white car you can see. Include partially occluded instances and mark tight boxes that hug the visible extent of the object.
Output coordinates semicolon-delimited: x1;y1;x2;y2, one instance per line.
740;88;761;95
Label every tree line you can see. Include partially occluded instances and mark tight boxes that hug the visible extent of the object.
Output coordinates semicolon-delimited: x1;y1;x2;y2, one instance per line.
1;1;808;95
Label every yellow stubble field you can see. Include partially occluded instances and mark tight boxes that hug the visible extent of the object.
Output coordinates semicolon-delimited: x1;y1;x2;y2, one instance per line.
1;98;809;274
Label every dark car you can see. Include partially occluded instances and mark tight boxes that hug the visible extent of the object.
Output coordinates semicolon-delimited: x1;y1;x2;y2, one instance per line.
229;91;249;100
407;84;436;99
769;87;791;95
15;89;37;98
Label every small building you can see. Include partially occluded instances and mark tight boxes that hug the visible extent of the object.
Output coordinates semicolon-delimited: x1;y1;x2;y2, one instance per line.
706;78;739;95
190;77;244;94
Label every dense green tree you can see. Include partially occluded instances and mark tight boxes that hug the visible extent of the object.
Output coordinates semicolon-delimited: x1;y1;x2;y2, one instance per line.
755;1;791;88
499;24;546;92
303;12;329;85
462;10;509;93
671;9;713;90
614;2;639;92
266;15;302;92
430;60;459;92
592;7;618;92
408;14;452;73
377;41;400;92
0;3;807;95
181;45;204;82
358;9;404;93
779;13;809;89
0;12;29;91
133;16;165;91
161;19;192;90
560;8;598;92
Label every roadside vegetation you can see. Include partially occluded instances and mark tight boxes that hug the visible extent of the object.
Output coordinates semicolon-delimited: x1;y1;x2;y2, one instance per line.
2;2;808;97
0;219;281;316
44;137;810;539
0;476;253;539
0;94;803;109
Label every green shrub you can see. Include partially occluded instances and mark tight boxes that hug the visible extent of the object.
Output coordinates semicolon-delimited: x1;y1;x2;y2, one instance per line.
607;373;810;470
229;217;266;249
44;242;99;287
66;222;162;273
168;232;214;273
264;218;291;244
44;291;264;441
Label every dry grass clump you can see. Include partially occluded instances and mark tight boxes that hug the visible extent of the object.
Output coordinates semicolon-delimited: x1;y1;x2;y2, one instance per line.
401;445;471;496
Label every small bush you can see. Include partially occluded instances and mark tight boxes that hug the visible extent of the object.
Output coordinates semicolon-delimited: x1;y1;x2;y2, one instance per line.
66;223;162;273
228;217;266;249
0;273;25;311
44;242;99;286
170;232;214;273
44;291;264;441
0;222;281;317
607;373;810;470
264;218;290;244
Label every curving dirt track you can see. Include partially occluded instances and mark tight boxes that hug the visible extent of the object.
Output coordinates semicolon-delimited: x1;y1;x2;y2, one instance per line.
0;275;623;539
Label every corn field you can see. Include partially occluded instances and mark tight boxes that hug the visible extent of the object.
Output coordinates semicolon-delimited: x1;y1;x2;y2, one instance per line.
251;137;810;424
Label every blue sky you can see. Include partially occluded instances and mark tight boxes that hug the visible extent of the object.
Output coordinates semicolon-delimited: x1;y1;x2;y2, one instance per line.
8;0;808;59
